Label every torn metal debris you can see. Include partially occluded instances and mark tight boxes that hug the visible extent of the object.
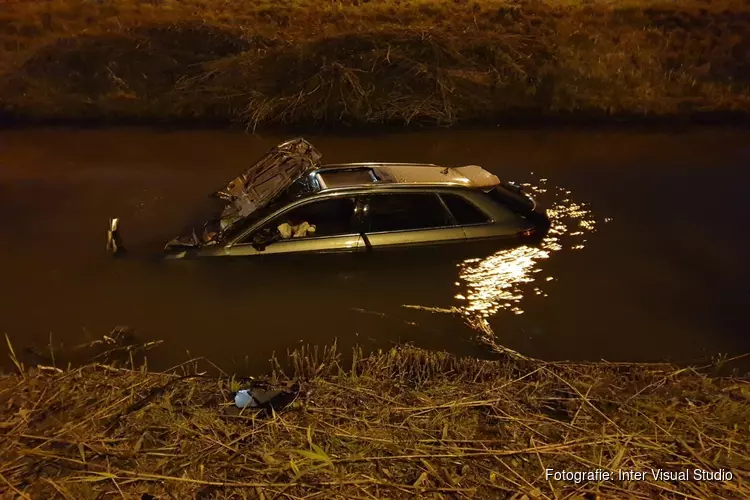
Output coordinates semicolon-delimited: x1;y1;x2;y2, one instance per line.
165;138;322;251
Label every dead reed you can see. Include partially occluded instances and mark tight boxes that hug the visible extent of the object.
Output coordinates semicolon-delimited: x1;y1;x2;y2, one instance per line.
1;339;748;499
1;0;750;126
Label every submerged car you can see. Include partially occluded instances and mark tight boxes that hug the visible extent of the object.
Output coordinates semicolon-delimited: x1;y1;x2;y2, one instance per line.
107;138;549;259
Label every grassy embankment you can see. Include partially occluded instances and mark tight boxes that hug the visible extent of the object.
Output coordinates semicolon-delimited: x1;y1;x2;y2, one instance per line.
1;0;750;128
1;340;749;498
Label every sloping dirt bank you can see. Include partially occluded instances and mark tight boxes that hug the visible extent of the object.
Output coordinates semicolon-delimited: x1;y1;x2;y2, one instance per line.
1;0;749;128
1;344;748;498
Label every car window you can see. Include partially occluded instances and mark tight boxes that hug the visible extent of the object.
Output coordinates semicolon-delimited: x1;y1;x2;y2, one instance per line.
239;197;357;244
440;194;491;225
487;185;534;213
364;193;451;233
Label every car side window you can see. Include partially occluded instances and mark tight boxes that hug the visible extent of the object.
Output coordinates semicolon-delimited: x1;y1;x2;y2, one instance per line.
440;194;492;225
364;193;451;233
239;197;357;244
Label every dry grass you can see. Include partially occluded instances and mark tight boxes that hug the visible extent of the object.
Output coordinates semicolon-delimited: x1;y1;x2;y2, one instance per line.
1;339;749;499
1;0;749;126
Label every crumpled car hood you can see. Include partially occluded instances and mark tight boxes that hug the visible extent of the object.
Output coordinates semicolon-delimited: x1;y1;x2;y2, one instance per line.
165;138;322;251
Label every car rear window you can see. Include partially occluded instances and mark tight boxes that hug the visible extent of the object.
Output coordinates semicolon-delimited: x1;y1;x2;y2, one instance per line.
364;193;451;232
440;194;491;225
487;184;535;213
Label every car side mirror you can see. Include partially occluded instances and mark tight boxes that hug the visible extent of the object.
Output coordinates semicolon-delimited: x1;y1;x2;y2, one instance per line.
252;241;267;252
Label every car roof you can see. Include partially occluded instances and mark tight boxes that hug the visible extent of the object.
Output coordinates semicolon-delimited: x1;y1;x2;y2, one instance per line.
313;163;501;191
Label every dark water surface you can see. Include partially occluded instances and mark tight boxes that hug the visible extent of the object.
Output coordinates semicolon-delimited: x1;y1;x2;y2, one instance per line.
1;127;749;373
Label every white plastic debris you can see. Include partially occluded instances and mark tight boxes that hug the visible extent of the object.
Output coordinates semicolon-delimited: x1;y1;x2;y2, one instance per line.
235;390;257;409
292;222;316;238
277;221;317;239
277;223;293;239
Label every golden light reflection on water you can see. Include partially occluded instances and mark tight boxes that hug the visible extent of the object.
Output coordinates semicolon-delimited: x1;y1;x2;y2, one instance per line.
454;179;599;318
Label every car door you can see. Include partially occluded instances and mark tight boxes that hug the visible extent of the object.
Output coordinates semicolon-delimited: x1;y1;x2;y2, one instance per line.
227;196;364;256
359;192;466;250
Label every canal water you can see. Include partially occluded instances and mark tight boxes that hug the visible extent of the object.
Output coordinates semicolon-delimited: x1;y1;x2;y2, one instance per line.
1;127;749;373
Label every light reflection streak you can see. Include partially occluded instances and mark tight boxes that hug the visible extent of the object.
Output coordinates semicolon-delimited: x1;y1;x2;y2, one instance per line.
455;179;598;318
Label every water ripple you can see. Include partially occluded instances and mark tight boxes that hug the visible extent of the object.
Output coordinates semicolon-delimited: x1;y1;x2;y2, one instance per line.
455;178;599;318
